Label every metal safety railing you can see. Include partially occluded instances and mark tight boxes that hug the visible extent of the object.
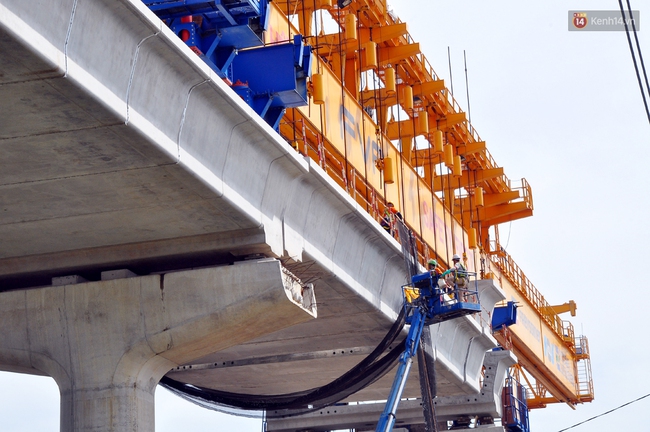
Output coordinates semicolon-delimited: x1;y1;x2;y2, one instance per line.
502;375;530;432
575;336;595;402
488;245;575;350
403;271;480;307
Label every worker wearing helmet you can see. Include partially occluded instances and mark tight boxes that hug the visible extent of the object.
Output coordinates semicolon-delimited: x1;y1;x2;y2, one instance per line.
427;259;442;275
428;259;449;293
440;253;468;297
381;202;403;236
451;254;467;286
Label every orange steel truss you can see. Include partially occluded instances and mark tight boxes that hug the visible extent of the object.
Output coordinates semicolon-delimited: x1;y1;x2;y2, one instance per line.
270;0;592;409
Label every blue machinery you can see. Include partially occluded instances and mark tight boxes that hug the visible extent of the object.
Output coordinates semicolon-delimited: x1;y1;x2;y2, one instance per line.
375;271;481;432
143;0;312;130
503;375;530;432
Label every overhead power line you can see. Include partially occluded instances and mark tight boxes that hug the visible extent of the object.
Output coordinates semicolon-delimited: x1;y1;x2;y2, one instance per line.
618;0;650;124
557;392;650;431
626;0;650;97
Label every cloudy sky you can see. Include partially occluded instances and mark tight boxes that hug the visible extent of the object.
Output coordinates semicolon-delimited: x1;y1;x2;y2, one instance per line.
2;0;649;431
395;1;650;431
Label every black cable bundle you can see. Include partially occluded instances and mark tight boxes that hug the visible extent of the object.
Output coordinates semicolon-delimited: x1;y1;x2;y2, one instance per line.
160;307;407;418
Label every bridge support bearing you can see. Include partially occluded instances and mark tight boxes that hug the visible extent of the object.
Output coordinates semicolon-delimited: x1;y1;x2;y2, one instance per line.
0;259;314;432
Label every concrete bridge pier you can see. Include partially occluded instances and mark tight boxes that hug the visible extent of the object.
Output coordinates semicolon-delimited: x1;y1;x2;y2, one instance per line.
0;259;315;432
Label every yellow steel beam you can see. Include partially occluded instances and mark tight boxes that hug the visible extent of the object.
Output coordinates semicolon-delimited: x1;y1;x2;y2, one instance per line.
457;200;532;226
541;301;577;317
483;201;532;220
359;82;445;115
482;207;534;227
464;201;531;225
411;142;484;169
433;167;504;191
347;0;387;27
386;118;416;139
527;397;560;409
435;112;467;130
484;190;521;207
274;0;333;36
457;141;487;156
359;23;408;44
273;0;333;15
312;23;410;58
413;80;446;97
378;43;421;65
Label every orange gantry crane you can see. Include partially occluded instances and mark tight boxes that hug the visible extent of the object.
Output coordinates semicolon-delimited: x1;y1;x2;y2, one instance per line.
143;0;594;421
271;0;594;412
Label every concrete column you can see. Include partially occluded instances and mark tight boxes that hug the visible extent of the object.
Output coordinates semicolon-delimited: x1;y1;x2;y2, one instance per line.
0;259;314;432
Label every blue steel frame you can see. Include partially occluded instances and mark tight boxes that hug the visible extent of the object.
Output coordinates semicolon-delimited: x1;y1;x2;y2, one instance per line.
503;375;530;432
142;0;312;130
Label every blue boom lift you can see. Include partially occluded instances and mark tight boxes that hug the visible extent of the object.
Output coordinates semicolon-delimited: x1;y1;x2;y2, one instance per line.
375;268;481;432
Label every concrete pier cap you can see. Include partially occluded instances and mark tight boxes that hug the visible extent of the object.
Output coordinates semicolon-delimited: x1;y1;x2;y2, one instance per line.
0;259;315;432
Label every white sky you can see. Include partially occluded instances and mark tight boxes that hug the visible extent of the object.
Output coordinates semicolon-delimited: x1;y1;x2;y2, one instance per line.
2;1;649;431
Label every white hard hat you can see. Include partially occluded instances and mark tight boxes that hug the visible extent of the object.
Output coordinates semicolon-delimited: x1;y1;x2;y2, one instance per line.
452;254;461;260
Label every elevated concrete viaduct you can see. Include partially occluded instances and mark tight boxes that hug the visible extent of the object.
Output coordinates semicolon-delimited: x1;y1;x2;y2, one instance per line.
0;0;512;430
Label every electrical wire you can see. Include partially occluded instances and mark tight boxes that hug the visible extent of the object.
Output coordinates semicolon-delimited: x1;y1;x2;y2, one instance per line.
355;8;372;214
557;392;650;431
626;0;650;96
463;50;471;124
447;46;454;96
618;0;650;124
502;221;512;250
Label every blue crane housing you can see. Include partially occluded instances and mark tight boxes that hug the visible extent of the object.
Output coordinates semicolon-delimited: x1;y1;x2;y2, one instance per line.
143;0;312;130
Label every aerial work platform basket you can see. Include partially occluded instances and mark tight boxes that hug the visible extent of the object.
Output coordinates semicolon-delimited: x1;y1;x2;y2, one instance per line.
403;271;481;325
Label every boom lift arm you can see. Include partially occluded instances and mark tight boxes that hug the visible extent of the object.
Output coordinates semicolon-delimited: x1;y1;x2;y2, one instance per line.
376;270;481;432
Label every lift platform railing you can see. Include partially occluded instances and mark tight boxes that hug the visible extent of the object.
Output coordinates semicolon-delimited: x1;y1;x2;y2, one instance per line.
403;271;481;325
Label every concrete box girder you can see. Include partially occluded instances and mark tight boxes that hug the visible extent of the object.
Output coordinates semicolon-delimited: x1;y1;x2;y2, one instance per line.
1;1;510;430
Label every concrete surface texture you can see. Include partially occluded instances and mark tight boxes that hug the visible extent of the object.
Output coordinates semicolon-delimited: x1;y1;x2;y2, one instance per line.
0;0;511;430
0;260;313;432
